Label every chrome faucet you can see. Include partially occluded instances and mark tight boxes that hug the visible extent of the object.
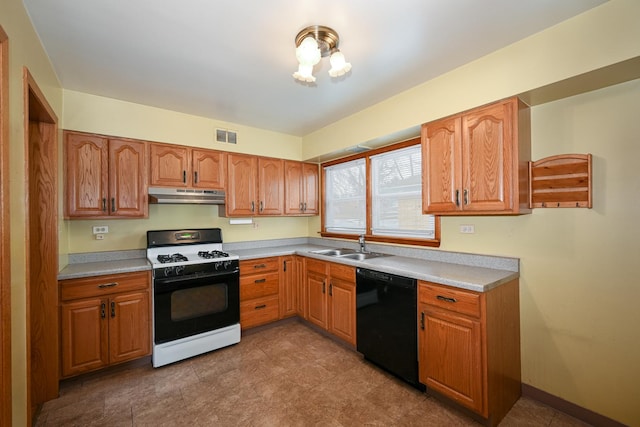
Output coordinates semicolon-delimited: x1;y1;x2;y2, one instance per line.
358;234;367;253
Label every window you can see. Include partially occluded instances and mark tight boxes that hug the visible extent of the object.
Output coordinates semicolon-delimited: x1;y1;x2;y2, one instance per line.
371;145;435;239
322;139;439;246
324;158;366;234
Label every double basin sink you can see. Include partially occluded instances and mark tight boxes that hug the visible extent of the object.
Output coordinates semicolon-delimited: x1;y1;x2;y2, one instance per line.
312;248;390;261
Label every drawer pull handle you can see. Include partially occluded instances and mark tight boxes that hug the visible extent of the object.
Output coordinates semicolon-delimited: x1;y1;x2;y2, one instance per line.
436;295;457;303
255;304;267;310
254;278;266;283
98;282;118;289
254;264;266;269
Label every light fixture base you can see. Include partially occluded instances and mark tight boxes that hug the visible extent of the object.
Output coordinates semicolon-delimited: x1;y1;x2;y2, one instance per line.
295;25;340;57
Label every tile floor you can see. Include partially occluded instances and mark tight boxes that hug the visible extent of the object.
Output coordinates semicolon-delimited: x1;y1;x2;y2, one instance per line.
35;320;590;426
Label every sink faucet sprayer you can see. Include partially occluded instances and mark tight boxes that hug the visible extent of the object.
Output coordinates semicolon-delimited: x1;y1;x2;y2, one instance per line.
359;234;366;253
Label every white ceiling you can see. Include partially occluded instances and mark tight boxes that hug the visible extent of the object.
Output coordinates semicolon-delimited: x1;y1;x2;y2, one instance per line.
23;0;606;137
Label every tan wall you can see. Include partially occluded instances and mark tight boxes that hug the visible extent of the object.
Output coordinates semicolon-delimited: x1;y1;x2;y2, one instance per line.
0;0;63;425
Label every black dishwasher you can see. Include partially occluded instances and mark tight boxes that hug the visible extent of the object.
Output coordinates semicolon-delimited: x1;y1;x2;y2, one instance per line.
356;267;423;389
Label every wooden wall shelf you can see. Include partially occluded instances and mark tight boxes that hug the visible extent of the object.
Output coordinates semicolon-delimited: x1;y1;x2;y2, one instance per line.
528;154;592;208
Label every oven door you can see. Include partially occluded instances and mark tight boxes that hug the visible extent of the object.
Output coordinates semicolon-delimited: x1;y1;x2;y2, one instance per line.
153;269;239;344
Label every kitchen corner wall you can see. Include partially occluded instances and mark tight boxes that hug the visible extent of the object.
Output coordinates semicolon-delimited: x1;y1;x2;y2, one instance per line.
62;90;309;255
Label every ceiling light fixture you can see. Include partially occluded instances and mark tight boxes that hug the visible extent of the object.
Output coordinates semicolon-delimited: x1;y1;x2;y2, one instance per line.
293;25;352;83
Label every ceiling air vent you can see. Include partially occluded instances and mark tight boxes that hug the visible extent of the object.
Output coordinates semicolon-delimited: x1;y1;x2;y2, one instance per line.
216;129;237;144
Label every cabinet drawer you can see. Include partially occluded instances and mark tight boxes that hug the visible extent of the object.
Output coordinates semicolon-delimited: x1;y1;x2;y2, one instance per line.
60;271;150;301
240;257;279;273
240;272;279;300
306;258;327;275
240;295;279;329
329;263;355;282
419;282;481;318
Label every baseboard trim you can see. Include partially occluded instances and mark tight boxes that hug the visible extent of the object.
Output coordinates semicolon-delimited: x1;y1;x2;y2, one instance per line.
522;384;627;427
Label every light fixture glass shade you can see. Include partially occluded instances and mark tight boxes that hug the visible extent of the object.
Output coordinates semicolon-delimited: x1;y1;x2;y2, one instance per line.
293;63;316;83
328;50;352;77
296;36;321;66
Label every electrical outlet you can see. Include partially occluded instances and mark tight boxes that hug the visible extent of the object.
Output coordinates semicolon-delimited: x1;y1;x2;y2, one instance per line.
95;234;105;240
92;226;109;234
460;224;475;234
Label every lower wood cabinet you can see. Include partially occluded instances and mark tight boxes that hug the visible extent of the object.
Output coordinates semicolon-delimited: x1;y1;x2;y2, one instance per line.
305;258;356;346
59;271;151;378
279;256;297;319
418;279;521;426
239;257;280;329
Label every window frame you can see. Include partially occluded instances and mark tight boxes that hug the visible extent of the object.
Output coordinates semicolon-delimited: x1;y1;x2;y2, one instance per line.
321;138;441;248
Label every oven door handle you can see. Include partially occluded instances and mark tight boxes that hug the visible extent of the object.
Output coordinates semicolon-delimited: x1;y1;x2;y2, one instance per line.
154;269;239;286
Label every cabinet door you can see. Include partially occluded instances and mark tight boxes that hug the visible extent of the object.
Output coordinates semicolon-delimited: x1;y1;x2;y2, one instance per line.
284;161;303;215
306;271;328;329
420;306;483;413
258;157;284;215
109;139;148;217
109;291;151;364
295;256;306;318
328;277;356;345
279;256;297;318
226;153;257;216
461;100;514;212
65;132;109;217
192;149;225;189
149;143;190;187
60;298;108;377
302;163;319;215
422;116;462;213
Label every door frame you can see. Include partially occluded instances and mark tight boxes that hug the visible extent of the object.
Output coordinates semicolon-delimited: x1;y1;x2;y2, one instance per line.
0;25;11;427
24;68;59;423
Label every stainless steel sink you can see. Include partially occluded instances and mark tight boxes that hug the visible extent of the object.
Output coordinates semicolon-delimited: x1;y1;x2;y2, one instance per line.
312;248;358;256
337;252;390;261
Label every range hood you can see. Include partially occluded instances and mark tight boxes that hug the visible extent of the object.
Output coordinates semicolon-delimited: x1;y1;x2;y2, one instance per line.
148;187;225;205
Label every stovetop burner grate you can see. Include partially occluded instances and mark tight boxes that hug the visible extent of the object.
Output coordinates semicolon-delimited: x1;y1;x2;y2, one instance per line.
157;253;189;264
198;250;229;259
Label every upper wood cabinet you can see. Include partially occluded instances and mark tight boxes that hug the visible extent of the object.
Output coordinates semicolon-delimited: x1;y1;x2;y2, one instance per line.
149;142;225;189
422;97;531;215
65;131;148;218
284;161;319;215
225;153;284;216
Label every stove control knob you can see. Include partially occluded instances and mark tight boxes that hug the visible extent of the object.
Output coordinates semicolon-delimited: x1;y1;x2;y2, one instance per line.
214;261;223;270
224;260;232;269
175;265;185;276
163;266;175;277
